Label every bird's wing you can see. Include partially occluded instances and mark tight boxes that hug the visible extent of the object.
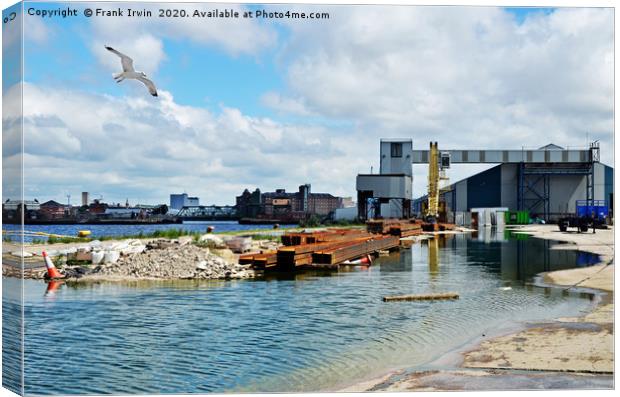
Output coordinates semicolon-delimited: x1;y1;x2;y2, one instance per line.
105;46;134;72
136;76;158;97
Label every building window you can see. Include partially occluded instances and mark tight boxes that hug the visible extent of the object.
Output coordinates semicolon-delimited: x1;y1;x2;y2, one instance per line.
391;143;402;158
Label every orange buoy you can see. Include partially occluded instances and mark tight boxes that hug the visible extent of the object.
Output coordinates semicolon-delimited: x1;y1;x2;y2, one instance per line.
42;251;64;279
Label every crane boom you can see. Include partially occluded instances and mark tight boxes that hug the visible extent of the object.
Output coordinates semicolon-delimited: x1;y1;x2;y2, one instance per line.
427;142;440;219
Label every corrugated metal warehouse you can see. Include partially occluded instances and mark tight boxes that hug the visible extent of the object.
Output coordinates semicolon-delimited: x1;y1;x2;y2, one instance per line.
413;157;613;223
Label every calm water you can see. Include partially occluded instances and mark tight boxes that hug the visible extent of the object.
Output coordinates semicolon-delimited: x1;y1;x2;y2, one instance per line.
2;221;294;242
3;234;601;395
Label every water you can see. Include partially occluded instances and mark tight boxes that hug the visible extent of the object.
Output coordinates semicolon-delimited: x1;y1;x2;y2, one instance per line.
3;234;601;395
2;221;294;242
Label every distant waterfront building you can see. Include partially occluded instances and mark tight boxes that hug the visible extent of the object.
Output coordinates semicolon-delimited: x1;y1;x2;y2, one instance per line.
39;200;69;219
81;192;89;206
236;184;343;221
170;193;200;210
235;189;263;218
340;197;355;208
88;199;108;214
2;199;41;222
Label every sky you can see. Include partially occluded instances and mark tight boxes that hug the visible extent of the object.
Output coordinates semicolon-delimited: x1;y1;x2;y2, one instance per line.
1;1;614;206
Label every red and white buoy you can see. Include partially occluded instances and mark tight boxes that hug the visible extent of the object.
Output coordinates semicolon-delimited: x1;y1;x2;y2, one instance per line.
42;251;64;279
342;254;373;266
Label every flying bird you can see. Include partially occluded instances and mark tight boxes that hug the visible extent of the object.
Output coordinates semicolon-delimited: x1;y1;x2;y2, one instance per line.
105;45;158;97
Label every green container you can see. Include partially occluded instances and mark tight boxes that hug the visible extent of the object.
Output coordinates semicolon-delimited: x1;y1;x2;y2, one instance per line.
505;210;530;225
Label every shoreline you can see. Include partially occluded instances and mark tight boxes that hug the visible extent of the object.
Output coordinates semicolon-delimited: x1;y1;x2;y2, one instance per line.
343;224;614;391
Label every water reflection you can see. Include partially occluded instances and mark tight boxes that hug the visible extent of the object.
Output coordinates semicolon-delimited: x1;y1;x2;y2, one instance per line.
421;231;599;284
428;237;440;279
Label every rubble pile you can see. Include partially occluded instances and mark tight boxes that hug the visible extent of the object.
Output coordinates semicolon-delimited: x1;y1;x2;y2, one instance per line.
89;241;255;280
3;237;258;281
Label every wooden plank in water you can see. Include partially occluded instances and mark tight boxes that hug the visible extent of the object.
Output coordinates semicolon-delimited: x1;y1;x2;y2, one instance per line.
382;292;459;302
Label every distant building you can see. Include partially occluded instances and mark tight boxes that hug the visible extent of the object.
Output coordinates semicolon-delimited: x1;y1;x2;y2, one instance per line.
170;193;200;210
235;189;263;218
340;197;355;208
88;199;108;214
81;192;89;206
236;184;343;221
103;206;146;219
39;200;69;219
2;199;41;222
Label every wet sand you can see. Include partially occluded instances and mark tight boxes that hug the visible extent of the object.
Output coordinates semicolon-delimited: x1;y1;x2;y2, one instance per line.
348;224;614;391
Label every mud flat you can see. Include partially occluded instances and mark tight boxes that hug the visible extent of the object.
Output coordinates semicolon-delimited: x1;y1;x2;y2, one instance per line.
347;224;614;391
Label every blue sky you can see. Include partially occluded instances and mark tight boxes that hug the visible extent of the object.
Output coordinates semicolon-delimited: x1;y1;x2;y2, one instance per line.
20;3;553;114
22;2;284;116
2;3;614;205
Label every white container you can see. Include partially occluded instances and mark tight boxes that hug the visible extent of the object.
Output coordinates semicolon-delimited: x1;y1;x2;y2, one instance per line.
91;251;105;264
104;250;121;264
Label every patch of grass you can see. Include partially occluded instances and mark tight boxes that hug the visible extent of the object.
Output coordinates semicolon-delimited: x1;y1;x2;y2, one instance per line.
42;229;205;244
250;234;279;241
299;214;322;228
66;259;92;267
149;228;204;239
47;236;92;244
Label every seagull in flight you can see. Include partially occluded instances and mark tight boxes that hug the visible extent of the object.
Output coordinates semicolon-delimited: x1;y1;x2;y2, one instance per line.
105;45;158;97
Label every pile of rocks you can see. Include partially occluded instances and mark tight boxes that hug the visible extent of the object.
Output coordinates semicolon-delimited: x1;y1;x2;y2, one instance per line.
85;239;255;280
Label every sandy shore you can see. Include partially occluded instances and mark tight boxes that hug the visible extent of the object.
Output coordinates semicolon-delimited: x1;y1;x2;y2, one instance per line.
348;224;614;391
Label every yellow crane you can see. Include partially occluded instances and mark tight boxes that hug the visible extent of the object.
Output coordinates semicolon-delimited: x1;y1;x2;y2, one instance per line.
425;142;450;221
427;142;440;219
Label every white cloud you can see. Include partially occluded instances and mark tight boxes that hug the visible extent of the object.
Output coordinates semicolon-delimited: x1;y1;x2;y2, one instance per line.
93;34;165;76
24;16;52;44
268;6;613;174
261;92;314;116
86;3;277;75
11;82;350;204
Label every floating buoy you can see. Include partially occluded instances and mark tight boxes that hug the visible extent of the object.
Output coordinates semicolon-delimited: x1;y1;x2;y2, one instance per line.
77;230;91;238
342;254;372;266
42;251;64;280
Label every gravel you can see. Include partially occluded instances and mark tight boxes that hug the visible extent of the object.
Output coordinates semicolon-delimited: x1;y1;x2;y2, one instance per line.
87;241;256;280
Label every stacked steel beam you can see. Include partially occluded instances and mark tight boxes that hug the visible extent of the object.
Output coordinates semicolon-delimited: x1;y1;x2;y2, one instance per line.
240;220;455;271
277;237;371;269
281;229;371;246
312;236;399;265
389;222;423;237
238;251;278;270
366;219;403;234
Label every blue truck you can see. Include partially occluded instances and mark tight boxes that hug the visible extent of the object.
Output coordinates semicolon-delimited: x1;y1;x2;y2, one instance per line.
558;200;609;232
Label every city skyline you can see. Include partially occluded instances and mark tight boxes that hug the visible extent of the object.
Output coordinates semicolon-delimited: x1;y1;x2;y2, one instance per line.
2;2;614;205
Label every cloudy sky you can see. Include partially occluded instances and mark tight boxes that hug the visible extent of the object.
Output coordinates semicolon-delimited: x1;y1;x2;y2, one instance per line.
2;1;614;206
